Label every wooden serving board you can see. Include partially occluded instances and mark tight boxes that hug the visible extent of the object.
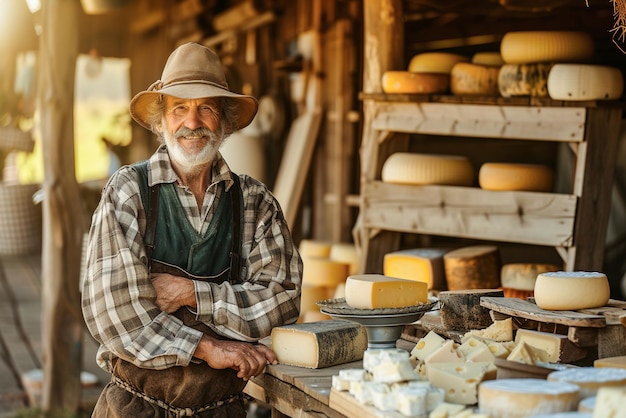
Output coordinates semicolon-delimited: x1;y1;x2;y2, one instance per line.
329;388;425;418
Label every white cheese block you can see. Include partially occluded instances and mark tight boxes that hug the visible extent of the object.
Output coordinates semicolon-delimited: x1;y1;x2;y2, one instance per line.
464;318;513;342
465;345;495;363
500;31;594;64
363;348;410;372
506;340;545;365
428;361;495;405
534;271;610;311
345;274;428;309
408;52;469;74
349;380;379;405
381;152;475;186
472;51;505;66
478;378;580;417
425;339;465;364
271;320;368;368
486;340;512;359
411;330;447;362
382;71;450;94
369;382;394;411
394;385;429;416
458;337;490;358
547;367;626;399
501;263;561;291
498;63;552;98
548;64;624;101
450;62;500;96
530;413;592;418
429;402;467;418
331;368;368;391
302;256;349;287
371;359;421;383
478;162;554;192
383;248;448;290
592;387;626;418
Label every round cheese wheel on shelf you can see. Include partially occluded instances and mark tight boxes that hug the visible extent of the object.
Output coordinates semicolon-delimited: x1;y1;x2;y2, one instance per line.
500;31;594;64
533;271;610;311
329;242;359;275
299;239;332;258
450;62;500;96
547;64;624;101
381;153;475;186
443;245;501;290
408;52;469;74
501;263;561;291
472;51;505;67
381;71;449;94
302;257;349;287
478;162;554;192
478;378;580;418
300;285;333;313
547;367;626;399
498;63;552;97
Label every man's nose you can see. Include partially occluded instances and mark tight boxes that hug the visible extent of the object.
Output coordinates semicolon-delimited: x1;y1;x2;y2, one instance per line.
184;109;203;130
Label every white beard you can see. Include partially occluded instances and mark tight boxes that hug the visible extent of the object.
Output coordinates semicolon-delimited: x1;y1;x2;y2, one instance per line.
163;126;224;176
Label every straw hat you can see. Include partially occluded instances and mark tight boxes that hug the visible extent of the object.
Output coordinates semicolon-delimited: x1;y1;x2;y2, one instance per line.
129;42;258;132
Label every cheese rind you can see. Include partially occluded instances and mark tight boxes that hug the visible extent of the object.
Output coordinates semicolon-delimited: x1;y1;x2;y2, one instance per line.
381;71;450;94
534;271;610;311
381;152;475;186
547;367;626;399
408;52;469;74
478;163;554;192
501;263;560;291
345;274;428;309
450;62;500;96
383;248;448;290
500;31;594;64
443;246;501;291
514;328;587;364
498;63;552;98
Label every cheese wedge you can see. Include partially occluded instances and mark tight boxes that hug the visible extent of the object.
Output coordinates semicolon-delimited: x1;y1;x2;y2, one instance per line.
345;274;428;309
592;386;626;418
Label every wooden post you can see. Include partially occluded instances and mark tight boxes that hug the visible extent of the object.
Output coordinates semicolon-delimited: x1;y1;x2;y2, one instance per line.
39;0;85;413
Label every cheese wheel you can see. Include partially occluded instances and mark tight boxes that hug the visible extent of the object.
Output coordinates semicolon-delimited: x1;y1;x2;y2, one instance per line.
443;245;501;290
479;163;554;192
498;63;552;97
594;355;626;370
534;271;610;311
450;62;500;96
381;71;449;94
472;51;505;67
530;413;591;417
500;31;594;64
300;285;332;313
501;263;561;291
547;64;624;101
329;242;359;275
383;248;448;290
592;387;626;418
439;289;505;331
302;257;349;287
408;52;469;74
578;396;595;413
299;239;332;258
344;274;429;309
381;153;475;186
478;378;580;418
547;367;626;399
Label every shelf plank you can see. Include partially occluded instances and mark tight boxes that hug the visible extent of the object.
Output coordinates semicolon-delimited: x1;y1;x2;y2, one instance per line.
361;181;576;247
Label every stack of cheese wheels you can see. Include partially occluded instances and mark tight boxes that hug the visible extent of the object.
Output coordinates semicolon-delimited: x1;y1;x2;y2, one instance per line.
478;162;554;192
451;55;501;96
500;263;560;299
547;367;626;399
547;64;624;101
533;271;610;311
344;274;428;309
443;245;501;290
498;31;594;98
383;248;449;291
328;242;360;299
381;153;475;186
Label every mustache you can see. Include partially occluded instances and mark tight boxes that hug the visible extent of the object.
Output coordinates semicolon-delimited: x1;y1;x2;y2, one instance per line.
174;127;215;139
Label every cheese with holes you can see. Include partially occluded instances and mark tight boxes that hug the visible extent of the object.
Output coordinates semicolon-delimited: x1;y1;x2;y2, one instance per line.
534;271;610;311
345;274;428;309
302;257;349;287
443;246;501;290
500;31;594;64
479;163;554;192
547;367;626;399
472;51;505;66
382;71;450;94
408;52;469;74
451;62;500;96
271;320;368;368
425;339;465;364
501;263;560;291
428;361;495;404
498;63;552;97
592;387;626;418
383;248;448;290
478;378;580;417
464;318;513;342
548;64;624;101
411;331;447;362
506;341;544;365
515;328;587;364
381;152;475;186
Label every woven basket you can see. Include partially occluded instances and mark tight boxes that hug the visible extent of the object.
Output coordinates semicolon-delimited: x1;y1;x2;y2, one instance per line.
0;183;42;256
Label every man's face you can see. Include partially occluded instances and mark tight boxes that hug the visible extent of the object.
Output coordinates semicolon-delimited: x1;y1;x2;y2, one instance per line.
160;96;224;173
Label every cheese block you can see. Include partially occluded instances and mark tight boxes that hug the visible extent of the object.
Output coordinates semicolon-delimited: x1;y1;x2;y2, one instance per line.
424;339;465;364
302;256;349;287
381;71;450;94
345;274;428;309
500;31;594;64
458;337;490;357
450;62;500;96
411;330;447;362
506;340;547;365
501;263;560;291
363;348;411;372
594;355;626;369
299;239;332;258
478;163;554;192
514;328;587;364
329;242;359;275
547;64;624;101
534;271;610;311
443;246;501;290
498;63;552;98
381;152;475;186
429;402;467;418
331;368;368;391
271;319;368;368
578;396;595;413
439;289;505;332
428;361;495;405
472;51;505;67
464;318;513;342
393;385;430;416
478;378;580;418
370;358;421;383
529;413;591;418
547;367;626;399
369;382;395;411
383;248;448;290
592;386;626;418
408;52;469;74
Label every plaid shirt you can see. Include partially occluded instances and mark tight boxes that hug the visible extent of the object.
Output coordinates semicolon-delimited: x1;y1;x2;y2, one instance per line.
81;145;302;372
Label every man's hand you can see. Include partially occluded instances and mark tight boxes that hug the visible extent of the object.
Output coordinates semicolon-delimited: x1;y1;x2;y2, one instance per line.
195;336;278;381
151;273;196;313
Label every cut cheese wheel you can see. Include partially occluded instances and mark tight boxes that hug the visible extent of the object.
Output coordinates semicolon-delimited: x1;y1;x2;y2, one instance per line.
450;62;500;96
514;328;588;364
381;71;449;94
547;64;624;101
408;52;469;74
547;367;626;399
534;271;610;311
270;319;368;368
478;378;580;418
472;51;505;67
381;153;475;186
383;248;448;290
443;245;501;290
329;242;359;275
479;162;554;192
302;257;349;287
439;289;505;332
498;63;552;97
592;387;626;418
299;239;332;258
344;274;428;309
501;263;561;291
500;31;594;64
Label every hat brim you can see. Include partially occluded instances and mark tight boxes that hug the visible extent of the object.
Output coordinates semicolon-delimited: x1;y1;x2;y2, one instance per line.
129;83;258;133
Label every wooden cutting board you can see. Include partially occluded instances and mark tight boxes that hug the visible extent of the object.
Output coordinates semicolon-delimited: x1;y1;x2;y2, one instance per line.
329;388;424;418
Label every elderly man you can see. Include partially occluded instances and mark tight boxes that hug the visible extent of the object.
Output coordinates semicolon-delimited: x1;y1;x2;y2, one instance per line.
82;42;302;417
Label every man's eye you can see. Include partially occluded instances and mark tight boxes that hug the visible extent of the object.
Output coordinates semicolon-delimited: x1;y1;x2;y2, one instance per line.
199;106;217;115
172;106;188;115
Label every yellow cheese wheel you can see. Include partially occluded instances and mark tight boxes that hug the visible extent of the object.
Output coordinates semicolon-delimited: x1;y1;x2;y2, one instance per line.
472;51;505;67
302;257;349;287
498;63;552;98
478;163;554;192
594;356;626;370
500;31;594;64
547;64;624;101
534;271;610;311
345;274;428;309
383;248;448;290
381;153;475;186
450;62;500;96
381;71;449;94
299;239;332;258
300;285;333;313
408;52;469;74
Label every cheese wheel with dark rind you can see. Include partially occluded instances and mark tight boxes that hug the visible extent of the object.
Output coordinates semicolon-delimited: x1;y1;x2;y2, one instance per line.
498;63;552;98
450;62;500;96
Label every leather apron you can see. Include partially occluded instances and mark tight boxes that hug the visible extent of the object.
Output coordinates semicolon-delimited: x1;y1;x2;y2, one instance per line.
92;161;246;418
